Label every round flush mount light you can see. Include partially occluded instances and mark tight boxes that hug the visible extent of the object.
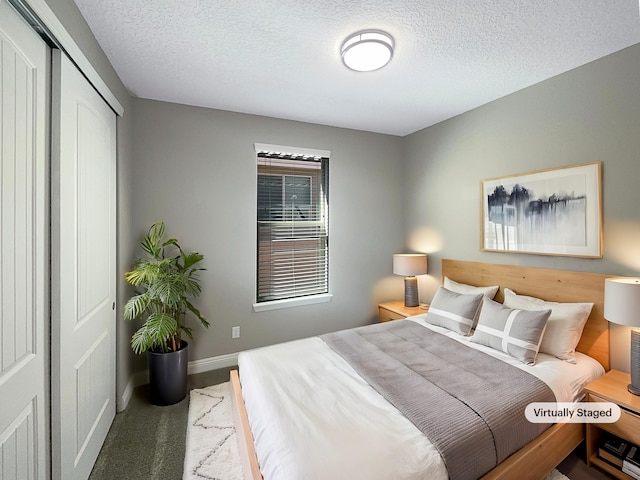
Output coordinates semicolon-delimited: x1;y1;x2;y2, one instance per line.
341;30;394;72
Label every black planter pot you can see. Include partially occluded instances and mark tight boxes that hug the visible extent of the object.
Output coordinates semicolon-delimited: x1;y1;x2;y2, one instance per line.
147;340;188;406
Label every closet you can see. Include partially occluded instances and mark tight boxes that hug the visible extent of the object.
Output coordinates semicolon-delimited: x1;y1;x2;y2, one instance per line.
1;1;117;479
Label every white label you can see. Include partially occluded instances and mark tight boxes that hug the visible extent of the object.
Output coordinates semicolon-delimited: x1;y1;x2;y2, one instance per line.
525;402;621;423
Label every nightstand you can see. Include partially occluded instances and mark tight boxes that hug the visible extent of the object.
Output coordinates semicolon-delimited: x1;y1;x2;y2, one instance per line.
585;369;640;479
378;301;428;323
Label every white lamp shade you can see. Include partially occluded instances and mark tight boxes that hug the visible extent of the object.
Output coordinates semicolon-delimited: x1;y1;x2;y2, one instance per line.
393;254;427;277
604;277;640;327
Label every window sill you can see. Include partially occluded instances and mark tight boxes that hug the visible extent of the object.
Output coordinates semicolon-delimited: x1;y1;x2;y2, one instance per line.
252;293;333;312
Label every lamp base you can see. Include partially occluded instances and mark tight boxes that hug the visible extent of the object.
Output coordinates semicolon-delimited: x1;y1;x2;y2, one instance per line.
404;276;419;307
630;329;640;396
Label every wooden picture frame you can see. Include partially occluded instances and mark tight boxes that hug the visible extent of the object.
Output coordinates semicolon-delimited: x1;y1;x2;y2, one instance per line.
481;162;602;257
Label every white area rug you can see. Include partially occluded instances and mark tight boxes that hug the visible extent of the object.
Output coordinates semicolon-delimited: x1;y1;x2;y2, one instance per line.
545;469;570;480
183;382;242;480
183;381;570;480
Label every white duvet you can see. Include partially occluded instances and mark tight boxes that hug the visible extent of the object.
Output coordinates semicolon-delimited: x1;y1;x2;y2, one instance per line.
238;316;604;480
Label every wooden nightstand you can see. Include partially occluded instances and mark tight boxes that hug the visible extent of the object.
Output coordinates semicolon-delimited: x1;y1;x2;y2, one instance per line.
378;301;428;323
585;369;640;479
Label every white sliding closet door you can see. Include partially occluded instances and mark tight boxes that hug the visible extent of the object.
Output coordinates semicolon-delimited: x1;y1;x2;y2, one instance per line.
0;2;49;479
51;50;116;480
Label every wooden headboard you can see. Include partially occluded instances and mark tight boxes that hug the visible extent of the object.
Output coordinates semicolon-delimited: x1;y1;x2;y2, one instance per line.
442;259;611;371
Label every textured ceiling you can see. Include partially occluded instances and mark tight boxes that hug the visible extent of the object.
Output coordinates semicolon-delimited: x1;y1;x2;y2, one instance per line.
73;0;640;136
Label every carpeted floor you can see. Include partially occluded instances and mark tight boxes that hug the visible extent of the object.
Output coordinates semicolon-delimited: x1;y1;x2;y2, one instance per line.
89;366;615;480
88;367;234;480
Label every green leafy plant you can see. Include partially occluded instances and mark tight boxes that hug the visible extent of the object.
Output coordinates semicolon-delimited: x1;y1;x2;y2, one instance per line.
124;222;209;354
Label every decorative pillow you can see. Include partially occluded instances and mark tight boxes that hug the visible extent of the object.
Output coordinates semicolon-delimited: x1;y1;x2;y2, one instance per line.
502;288;593;363
425;287;484;335
444;277;499;299
470;298;551;365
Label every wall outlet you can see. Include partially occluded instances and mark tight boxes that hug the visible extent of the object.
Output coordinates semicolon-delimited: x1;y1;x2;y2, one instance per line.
232;326;240;339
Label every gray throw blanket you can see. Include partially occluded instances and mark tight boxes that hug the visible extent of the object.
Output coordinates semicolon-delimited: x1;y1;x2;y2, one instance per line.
321;321;555;480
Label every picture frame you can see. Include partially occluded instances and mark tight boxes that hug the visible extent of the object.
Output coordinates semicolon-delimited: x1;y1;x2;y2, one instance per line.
481;162;602;258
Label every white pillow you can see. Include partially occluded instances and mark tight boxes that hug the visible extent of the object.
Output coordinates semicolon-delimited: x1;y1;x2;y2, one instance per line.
444;277;499;299
502;288;593;363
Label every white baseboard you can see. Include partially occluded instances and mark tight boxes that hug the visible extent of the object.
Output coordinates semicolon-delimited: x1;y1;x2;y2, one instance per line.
118;351;240;411
118;370;148;412
187;352;239;374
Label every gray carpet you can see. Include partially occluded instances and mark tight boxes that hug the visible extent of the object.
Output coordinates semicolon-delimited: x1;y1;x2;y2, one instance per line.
557;450;616;480
90;366;614;480
89;367;233;480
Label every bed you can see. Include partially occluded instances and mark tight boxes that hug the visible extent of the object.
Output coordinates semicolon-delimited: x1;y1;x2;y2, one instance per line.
231;259;612;480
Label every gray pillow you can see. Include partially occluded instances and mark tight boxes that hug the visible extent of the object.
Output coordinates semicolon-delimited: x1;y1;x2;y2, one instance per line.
502;288;593;363
425;287;484;335
470;298;551;365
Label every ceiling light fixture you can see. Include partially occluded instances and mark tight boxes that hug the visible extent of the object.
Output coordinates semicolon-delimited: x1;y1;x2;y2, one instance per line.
341;30;394;72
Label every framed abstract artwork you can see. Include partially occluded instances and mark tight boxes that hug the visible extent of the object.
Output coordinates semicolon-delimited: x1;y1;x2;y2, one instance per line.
481;162;602;257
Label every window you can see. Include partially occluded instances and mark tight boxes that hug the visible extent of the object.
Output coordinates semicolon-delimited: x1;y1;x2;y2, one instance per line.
255;144;330;306
257;174;312;221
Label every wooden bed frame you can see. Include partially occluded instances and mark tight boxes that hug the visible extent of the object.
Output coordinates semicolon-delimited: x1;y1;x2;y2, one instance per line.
231;259;612;480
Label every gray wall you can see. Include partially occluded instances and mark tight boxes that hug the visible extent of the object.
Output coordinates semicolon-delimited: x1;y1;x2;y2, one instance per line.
44;0;137;409
403;44;640;371
131;99;406;361
130;43;640;375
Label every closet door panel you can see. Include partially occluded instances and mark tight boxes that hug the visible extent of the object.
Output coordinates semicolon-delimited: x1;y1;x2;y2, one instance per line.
51;50;116;480
0;2;49;479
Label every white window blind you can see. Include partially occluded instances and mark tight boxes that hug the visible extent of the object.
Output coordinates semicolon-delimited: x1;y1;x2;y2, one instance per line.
256;145;329;304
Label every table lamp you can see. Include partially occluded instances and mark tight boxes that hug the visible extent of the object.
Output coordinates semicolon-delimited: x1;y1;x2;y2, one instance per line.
393;254;427;307
604;277;640;395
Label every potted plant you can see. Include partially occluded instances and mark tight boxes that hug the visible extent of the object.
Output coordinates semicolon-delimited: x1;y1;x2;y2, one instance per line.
124;221;209;405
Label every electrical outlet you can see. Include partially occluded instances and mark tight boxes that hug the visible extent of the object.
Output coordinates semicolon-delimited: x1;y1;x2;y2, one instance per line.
232;326;240;339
